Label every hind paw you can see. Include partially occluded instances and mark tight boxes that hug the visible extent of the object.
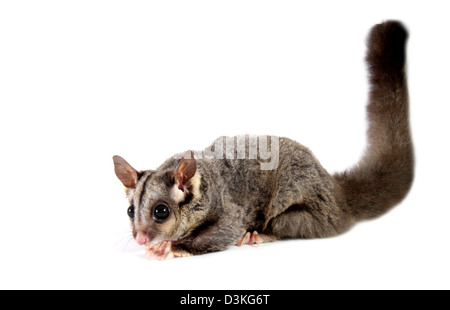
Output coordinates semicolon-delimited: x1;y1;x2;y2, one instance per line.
236;231;260;246
236;231;277;246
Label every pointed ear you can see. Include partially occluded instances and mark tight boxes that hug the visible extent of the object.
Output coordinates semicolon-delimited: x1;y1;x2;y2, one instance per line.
175;151;197;192
113;155;140;189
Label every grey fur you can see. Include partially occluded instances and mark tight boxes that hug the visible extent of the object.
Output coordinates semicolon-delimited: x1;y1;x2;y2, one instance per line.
113;21;414;258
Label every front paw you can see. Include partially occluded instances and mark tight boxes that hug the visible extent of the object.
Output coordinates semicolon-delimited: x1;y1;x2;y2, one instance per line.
143;241;191;260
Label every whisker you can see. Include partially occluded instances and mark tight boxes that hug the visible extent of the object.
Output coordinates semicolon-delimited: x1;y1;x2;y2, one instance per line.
114;231;136;250
111;228;143;253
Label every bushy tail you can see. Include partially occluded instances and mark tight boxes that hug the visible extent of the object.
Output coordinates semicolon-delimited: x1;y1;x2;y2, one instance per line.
334;21;414;221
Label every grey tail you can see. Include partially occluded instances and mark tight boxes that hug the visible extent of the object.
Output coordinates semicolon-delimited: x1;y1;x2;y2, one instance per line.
334;21;414;221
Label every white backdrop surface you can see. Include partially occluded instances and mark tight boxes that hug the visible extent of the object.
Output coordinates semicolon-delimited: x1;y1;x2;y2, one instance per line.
0;1;449;289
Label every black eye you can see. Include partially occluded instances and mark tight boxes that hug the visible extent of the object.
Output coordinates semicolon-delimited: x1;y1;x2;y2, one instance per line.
153;204;170;221
127;205;135;219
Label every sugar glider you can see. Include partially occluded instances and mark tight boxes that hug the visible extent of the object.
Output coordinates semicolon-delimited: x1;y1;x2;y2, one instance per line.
113;21;413;260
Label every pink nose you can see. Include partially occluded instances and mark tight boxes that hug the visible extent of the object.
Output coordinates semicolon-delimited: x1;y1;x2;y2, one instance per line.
135;231;150;245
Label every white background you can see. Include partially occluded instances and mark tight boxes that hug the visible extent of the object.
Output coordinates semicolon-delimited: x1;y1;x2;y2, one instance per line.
1;0;449;290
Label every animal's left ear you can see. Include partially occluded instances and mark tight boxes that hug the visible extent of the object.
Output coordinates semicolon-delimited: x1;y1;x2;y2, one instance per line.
175;150;197;192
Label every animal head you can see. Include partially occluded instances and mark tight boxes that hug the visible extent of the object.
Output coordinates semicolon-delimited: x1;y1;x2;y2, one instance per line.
113;151;201;245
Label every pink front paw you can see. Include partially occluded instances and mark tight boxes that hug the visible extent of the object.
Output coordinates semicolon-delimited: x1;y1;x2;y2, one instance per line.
143;241;192;260
144;241;174;260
